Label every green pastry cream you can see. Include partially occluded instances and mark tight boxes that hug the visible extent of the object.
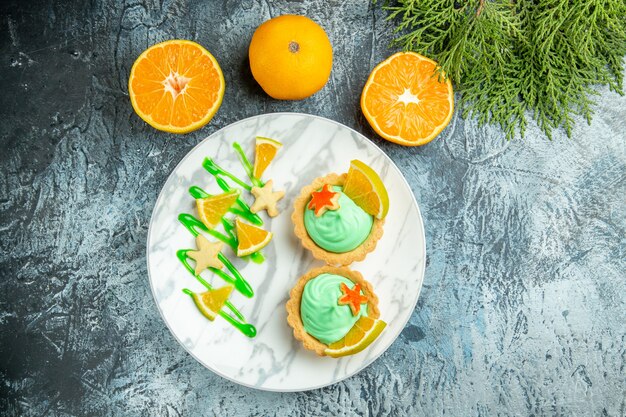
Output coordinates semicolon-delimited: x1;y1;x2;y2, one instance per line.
300;273;368;344
303;186;373;253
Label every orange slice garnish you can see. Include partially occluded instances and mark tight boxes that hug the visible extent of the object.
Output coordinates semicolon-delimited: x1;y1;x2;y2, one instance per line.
361;52;454;146
235;219;272;257
190;285;233;321
253;137;283;179
342;160;389;219
324;316;386;358
128;40;225;134
196;190;240;230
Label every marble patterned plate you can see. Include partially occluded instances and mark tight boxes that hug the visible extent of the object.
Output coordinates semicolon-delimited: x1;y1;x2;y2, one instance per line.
147;113;425;391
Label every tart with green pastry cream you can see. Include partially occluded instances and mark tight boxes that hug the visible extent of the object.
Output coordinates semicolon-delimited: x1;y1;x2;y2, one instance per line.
286;265;386;357
292;160;388;265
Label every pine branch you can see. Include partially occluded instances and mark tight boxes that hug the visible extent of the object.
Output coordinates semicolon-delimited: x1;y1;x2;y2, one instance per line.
379;0;626;139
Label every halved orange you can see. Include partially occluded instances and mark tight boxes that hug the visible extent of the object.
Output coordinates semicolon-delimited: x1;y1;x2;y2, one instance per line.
235;219;272;257
197;190;240;229
253;137;283;179
324;316;386;357
190;285;233;321
361;52;454;146
342;160;389;219
128;40;225;134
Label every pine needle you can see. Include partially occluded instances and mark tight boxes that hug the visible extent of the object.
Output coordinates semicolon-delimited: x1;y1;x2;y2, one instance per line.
379;0;626;139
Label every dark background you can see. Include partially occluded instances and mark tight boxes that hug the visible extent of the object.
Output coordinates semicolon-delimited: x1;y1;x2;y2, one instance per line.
1;0;625;416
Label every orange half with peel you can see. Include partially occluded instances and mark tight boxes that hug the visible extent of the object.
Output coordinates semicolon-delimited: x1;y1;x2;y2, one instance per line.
128;40;225;134
361;52;454;146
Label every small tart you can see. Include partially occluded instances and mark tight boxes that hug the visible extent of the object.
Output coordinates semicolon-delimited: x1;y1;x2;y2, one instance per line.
292;173;384;266
286;265;380;356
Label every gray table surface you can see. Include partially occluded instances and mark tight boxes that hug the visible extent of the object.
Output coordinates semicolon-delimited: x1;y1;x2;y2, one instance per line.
1;1;625;416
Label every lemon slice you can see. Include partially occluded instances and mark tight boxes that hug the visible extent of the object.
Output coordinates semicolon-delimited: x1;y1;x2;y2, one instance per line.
324;316;387;358
342;160;390;219
190;285;234;321
235;218;272;257
253;137;283;179
196;190;240;229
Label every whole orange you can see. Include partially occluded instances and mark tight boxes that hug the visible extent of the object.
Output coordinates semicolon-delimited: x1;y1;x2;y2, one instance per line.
249;15;333;100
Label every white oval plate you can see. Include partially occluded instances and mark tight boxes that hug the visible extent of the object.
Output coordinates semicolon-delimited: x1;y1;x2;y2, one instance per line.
147;113;425;392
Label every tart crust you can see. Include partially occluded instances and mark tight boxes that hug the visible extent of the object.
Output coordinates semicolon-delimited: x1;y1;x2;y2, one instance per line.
291;173;384;266
285;265;380;356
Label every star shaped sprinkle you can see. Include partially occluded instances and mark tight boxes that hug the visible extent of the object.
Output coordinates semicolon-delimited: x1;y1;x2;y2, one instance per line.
250;179;285;217
338;283;369;316
187;235;224;275
307;184;340;217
